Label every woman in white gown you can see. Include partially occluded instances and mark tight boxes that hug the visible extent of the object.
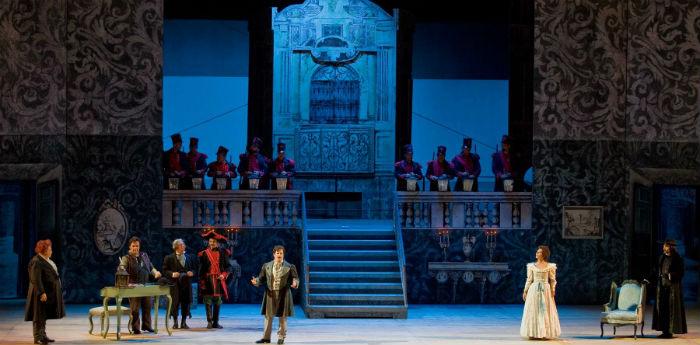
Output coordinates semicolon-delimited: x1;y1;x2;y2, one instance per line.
520;245;561;339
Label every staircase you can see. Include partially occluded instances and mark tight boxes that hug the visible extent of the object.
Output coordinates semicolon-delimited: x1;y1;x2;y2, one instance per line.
302;219;408;318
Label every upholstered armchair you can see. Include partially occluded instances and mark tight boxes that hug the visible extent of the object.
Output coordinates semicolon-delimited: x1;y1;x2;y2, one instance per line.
600;280;647;339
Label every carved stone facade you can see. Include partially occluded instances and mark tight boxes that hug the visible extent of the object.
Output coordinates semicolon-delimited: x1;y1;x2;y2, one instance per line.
272;0;397;218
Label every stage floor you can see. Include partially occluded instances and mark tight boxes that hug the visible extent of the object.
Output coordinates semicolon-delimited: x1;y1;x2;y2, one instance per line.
0;302;697;344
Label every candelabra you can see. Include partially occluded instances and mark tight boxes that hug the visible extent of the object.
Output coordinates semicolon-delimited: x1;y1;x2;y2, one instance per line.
436;228;450;262
484;227;499;262
226;227;241;248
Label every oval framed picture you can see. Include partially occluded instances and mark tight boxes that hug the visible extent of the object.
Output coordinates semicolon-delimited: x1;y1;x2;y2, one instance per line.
94;200;129;255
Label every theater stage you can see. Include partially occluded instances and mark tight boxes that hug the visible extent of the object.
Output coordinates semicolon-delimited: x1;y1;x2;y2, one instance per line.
0;302;697;344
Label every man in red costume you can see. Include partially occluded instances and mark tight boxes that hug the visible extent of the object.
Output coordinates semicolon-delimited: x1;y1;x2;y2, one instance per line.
198;230;231;329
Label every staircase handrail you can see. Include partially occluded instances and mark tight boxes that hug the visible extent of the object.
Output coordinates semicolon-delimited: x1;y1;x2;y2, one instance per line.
393;193;409;310
300;192;311;310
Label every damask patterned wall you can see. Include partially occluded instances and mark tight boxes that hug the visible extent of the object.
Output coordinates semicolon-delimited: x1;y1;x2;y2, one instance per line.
0;0;164;302
534;0;700;303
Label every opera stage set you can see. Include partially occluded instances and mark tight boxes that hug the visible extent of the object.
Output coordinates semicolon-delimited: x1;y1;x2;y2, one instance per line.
0;0;699;344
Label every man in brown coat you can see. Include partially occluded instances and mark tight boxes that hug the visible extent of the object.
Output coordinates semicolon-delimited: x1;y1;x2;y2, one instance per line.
251;245;299;344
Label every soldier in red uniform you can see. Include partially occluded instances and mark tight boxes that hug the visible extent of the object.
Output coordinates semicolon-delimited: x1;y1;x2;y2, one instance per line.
207;146;237;190
187;137;208;190
394;144;423;191
198;230;231;329
452;138;481;192
162;133;189;189
269;142;296;190
238;137;268;190
426;145;455;191
491;135;514;192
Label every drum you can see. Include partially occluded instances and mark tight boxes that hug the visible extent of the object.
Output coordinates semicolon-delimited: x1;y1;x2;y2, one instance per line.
191;177;202;190
503;178;514;192
406;178;418;191
215;178;227;190
462;178;474;192
437;179;449;192
276;177;288;190
249;177;260;190
168;178;179;190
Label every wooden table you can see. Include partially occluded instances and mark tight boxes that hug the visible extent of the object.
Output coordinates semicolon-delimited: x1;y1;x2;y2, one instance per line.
100;285;172;340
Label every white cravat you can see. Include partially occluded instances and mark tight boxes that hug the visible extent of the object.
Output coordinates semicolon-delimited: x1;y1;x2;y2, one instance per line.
39;254;58;274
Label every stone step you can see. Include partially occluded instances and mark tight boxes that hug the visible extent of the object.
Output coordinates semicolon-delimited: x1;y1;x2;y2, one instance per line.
309;250;398;261
308;239;396;250
308;260;400;272
310;271;401;283
309;282;404;294
309;293;405;305
304;305;407;319
307;229;395;240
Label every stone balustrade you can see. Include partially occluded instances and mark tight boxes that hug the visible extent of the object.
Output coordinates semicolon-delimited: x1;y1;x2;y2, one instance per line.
395;192;532;230
163;190;303;228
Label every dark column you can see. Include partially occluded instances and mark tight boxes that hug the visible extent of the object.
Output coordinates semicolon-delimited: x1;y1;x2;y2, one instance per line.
395;9;415;162
247;5;274;158
507;0;534;180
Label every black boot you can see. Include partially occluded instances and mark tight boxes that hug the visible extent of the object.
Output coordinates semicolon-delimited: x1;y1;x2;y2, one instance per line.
172;315;179;329
212;304;223;329
180;316;189;329
205;304;213;329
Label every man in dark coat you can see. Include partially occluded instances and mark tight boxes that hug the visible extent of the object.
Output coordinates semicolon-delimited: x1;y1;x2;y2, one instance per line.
119;237;162;334
163;238;197;329
452;137;481;192
394;144;423;191
269;142;296;190
162;133;190;189
251;245;299;345
25;239;65;345
238;137;269;190
426;145;455;191
207;146;237;190
187;137;208;190
652;239;687;338
492;134;514;192
198;230;231;329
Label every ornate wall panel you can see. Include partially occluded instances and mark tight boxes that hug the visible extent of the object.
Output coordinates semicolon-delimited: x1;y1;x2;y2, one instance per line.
0;0;66;135
0;135;65;164
60;135;162;302
66;0;162;135
627;0;700;141
534;0;699;304
533;0;627;140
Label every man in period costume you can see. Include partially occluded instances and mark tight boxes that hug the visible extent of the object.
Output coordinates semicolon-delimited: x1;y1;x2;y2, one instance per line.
269;142;296;190
452;137;481;192
119;237;162;334
187;137;208;190
207;146;237;190
238;137;268;190
394;144;423;191
426;145;455;191
198;230;231;329
162;133;189;189
163;239;197;329
251;245;299;345
652;239;687;338
492;134;514;192
25;239;65;345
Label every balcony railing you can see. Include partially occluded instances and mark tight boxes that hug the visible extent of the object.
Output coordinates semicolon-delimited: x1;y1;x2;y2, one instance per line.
163;190;303;228
394;191;532;230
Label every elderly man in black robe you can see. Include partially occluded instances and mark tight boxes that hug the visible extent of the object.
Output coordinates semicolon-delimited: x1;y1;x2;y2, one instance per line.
652;239;687;338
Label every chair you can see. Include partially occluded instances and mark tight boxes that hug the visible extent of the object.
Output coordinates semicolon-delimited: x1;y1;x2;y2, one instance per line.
600;280;647;339
88;305;132;335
